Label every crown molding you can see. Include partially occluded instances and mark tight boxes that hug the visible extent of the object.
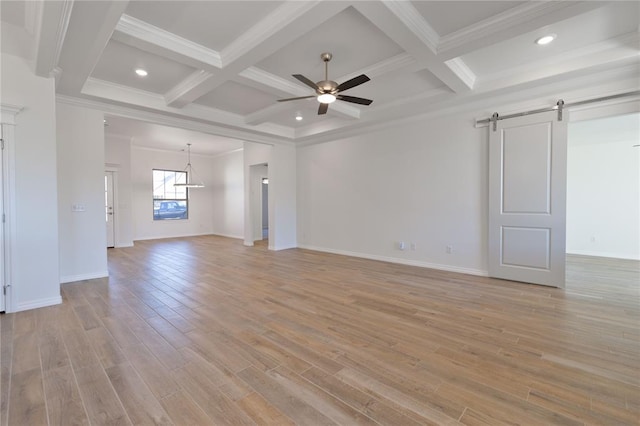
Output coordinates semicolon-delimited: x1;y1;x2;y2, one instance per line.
53;1;74;70
164;70;215;108
381;0;439;53
476;33;640;93
56;94;293;146
33;0;74;78
444;58;476;90
437;1;603;58
221;1;325;67
24;0;40;36
336;53;416;83
297;65;640;146
1;104;24;125
239;67;309;97
116;14;222;69
80;78;296;141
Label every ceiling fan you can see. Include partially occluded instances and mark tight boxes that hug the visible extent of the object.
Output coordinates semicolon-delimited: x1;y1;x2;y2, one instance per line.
278;52;373;115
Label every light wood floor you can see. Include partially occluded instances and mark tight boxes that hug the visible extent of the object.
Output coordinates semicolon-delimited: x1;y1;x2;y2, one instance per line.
1;236;639;425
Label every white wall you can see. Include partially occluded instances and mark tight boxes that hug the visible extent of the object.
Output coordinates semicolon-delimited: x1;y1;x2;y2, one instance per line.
297;114;488;275
57;102;108;282
270;144;297;250
105;135;134;247
131;146;218;240
210;149;245;239
567;114;640;260
0;53;61;311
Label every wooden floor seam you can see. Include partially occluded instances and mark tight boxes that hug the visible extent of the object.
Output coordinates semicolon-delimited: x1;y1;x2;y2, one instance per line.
1;235;638;425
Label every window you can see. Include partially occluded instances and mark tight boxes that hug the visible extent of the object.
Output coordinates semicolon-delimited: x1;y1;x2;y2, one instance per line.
153;169;188;220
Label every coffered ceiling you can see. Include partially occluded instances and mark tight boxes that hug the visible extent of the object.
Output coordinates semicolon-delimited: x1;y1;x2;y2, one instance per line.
1;0;638;150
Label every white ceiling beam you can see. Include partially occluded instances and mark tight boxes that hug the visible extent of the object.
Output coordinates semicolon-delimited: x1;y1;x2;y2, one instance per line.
354;1;474;93
163;0;348;108
33;0;74;78
113;14;222;70
81;78;295;140
56;0;130;95
437;1;606;60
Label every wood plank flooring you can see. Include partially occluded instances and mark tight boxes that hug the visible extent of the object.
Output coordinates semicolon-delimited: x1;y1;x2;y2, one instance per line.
1;235;638;425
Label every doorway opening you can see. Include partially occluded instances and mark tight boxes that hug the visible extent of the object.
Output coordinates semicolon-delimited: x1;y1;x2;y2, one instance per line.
261;176;269;239
105;171;115;248
566;113;640;261
249;163;268;243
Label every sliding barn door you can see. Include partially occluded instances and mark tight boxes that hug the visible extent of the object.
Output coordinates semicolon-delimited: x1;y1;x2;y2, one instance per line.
488;110;568;288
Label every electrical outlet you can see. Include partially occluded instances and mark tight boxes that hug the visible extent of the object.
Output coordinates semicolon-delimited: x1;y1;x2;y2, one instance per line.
590;236;596;243
398;241;406;250
410;243;417;251
446;245;453;254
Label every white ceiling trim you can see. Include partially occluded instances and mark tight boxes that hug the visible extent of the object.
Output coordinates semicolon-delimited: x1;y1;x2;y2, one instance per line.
245;103;294;126
381;0;439;53
476;33;640;92
164;70;215;108
297;67;640;147
353;1;472;93
34;0;74;78
162;2;349;110
437;1;604;60
57;94;290;146
56;1;130;94
444;58;476;90
23;0;40;36
220;0;337;67
239;67;309;97
115;14;222;69
336;52;416;82
82;78;295;140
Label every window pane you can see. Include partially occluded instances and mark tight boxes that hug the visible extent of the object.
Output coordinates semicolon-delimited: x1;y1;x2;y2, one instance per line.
152;169;188;220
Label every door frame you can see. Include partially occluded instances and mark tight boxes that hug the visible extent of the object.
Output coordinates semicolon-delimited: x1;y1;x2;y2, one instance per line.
105;165;119;248
1;104;21;313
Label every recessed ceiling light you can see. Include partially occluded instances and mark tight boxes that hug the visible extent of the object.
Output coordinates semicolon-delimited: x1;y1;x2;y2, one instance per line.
135;68;148;77
295;114;303;121
535;34;556;45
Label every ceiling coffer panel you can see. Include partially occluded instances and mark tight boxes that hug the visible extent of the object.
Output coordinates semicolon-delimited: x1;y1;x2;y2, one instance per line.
92;40;197;94
124;1;283;52
194;81;279;115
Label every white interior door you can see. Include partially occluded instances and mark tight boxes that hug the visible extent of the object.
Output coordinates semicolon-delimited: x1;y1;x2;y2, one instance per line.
488;110;568;287
105;171;115;248
0;127;5;311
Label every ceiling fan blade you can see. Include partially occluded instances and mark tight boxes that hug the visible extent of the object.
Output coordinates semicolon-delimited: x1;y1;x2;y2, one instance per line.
318;102;329;115
335;74;370;92
337;95;373;105
293;74;320;91
277;95;316;102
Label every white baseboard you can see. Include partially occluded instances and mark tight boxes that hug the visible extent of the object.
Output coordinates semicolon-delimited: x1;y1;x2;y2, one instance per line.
134;232;242;242
566;250;639;261
60;271;109;284
211;232;243;240
14;295;62;313
115;242;134;248
298;244;488;277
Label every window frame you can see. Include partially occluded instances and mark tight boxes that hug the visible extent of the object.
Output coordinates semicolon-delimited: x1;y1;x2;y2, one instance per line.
152;168;189;221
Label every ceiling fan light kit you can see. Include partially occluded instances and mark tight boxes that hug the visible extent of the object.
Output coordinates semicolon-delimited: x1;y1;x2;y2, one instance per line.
278;52;373;115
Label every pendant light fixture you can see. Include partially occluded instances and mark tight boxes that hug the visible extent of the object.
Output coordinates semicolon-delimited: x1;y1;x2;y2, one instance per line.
174;143;205;188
